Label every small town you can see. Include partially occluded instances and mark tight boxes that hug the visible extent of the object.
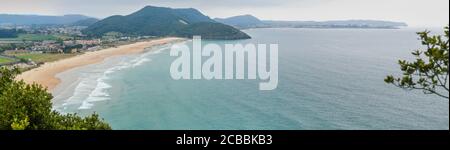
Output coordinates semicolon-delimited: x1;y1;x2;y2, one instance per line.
0;24;155;70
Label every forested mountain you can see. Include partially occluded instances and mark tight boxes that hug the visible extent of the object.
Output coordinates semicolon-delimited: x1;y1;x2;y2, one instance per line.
0;14;95;25
83;6;251;40
215;15;264;29
71;18;99;26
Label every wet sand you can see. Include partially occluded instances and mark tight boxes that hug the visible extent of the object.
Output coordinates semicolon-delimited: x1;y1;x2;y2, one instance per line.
16;37;183;90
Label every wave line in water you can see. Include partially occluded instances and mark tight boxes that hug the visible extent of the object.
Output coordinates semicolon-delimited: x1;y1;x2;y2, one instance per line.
60;46;170;110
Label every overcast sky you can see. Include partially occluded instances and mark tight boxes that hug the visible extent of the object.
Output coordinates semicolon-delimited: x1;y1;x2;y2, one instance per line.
1;0;448;27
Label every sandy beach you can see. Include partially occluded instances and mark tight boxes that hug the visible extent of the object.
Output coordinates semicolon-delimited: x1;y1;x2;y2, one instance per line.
16;37;183;90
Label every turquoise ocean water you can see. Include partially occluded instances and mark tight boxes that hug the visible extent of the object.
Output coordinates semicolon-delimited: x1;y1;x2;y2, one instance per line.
52;28;449;130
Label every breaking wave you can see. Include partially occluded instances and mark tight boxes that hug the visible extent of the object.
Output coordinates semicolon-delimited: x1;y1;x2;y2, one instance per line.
61;45;170;110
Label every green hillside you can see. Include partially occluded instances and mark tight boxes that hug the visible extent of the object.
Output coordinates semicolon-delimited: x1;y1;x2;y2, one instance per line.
83;6;251;40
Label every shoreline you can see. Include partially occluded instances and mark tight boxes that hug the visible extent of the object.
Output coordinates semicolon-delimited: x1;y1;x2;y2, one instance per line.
16;37;184;91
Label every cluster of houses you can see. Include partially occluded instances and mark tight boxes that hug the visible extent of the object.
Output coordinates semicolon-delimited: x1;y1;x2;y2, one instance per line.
2;39;102;54
1;34;158;55
0;24;86;36
1;23;158;68
45;26;85;36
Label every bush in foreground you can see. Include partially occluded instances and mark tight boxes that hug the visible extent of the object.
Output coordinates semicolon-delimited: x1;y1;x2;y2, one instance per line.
0;67;111;130
385;25;449;99
384;25;449;99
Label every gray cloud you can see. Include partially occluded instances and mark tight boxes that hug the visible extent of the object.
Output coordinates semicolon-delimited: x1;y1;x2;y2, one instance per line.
0;0;448;27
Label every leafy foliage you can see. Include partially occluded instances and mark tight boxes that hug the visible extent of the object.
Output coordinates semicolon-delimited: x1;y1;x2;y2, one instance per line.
0;43;18;52
63;44;83;53
0;29;22;38
0;67;111;130
385;26;449;99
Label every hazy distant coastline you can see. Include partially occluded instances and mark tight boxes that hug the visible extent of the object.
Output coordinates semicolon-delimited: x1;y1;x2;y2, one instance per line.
215;15;408;29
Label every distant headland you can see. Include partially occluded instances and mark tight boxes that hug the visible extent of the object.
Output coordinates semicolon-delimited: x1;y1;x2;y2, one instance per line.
215;15;408;29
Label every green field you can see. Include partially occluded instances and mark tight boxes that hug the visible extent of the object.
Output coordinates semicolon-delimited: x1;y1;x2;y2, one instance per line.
54;35;74;40
12;53;78;63
0;56;15;64
0;34;58;41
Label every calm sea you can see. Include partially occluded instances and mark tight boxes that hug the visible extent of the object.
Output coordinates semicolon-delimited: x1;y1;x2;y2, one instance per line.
52;28;449;130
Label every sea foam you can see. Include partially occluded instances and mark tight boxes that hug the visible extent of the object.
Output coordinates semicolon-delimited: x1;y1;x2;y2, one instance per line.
61;45;171;110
